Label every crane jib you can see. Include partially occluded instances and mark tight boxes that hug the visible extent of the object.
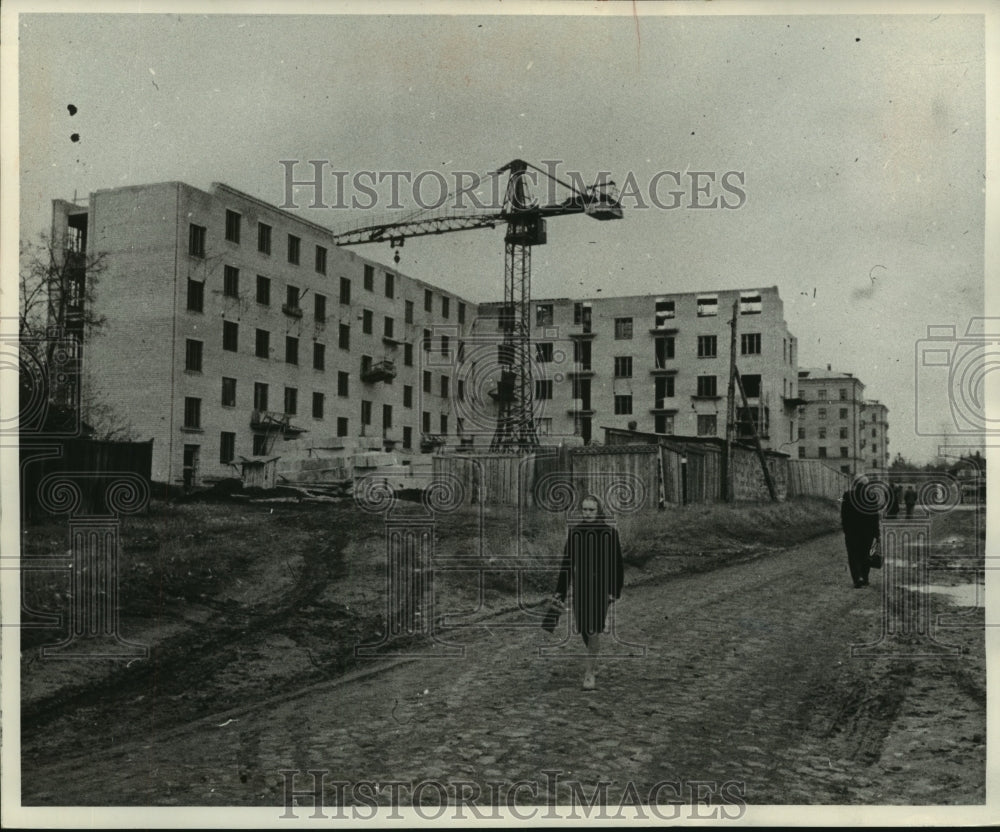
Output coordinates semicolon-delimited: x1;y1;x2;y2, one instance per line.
330;158;623;452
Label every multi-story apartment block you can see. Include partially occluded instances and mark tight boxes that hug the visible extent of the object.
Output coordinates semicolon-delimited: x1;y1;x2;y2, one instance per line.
52;182;472;485
795;366;889;476
860;400;890;471
50;181;802;486
477;286;800;447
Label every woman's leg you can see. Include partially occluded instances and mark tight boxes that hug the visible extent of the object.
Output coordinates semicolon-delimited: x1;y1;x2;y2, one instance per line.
587;632;600;670
583;632;599;689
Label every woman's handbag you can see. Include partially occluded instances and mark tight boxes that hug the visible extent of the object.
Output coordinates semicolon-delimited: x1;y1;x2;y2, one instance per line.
541;595;565;632
868;539;883;569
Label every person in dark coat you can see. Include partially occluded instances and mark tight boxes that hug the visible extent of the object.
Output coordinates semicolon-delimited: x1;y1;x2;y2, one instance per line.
903;485;918;518
840;474;881;588
886;484;902;519
553;495;625;690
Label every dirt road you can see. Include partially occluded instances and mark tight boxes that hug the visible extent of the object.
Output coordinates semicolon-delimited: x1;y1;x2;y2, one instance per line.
19;505;985;813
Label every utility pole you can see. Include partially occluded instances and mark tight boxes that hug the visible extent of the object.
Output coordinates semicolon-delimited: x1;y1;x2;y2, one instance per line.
735;368;778;501
723;298;739;501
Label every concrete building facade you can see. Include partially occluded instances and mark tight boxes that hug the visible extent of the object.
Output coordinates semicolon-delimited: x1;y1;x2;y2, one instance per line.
52;181;472;485
795;367;890;475
477;286;801;448
52;181;802;485
860;400;891;471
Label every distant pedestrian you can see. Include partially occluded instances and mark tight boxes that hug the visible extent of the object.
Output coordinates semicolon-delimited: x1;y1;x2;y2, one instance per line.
903;485;918;519
885;484;902;519
840;474;880;588
551;495;624;691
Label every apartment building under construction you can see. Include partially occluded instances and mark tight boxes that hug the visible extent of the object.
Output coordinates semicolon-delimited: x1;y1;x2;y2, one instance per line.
51;181;806;486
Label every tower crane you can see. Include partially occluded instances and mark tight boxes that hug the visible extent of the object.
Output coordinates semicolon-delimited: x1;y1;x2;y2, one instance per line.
332;159;623;452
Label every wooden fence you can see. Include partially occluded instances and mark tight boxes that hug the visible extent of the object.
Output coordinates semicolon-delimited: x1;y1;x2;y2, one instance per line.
562;445;661;511
432;436;840;508
786;458;850;501
432;448;568;506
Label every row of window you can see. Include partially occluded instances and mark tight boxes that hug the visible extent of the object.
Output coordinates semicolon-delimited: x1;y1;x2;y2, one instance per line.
601;318;762;344
804;387;856;401
797;425;883;442
535;374;764;406
190;325;471;375
568;373;765;402
184;372;465;420
195;217;467;320
535;335;761;373
798;446;856;460
811;407;853;420
532;294;764;329
579;333;764;372
547;345;763;379
198;320;423;364
189;269;467;331
799;426;853;440
187;389;453;434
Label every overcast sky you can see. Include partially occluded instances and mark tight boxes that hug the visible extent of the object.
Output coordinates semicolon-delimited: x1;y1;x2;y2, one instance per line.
13;4;992;464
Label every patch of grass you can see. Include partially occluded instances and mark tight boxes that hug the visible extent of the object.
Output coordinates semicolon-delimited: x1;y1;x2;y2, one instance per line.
617;497;841;566
430;497;841;575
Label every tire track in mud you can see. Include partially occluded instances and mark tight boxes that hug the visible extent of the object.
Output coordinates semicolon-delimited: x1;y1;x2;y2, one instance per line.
20;523;361;760
19;534;814;770
822;661;915;765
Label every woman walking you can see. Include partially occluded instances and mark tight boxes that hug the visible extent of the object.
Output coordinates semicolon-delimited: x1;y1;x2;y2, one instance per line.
552;495;624;691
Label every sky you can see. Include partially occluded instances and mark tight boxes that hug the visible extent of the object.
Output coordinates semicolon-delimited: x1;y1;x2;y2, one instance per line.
10;3;993;465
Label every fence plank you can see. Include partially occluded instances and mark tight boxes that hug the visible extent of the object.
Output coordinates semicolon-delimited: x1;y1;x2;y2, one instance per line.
786;458;849;500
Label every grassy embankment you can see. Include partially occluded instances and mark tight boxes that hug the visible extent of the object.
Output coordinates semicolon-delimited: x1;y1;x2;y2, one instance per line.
19;496;839;639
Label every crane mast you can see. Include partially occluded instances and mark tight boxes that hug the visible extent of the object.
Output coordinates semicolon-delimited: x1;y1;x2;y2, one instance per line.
332;159;622;454
491;160;543;452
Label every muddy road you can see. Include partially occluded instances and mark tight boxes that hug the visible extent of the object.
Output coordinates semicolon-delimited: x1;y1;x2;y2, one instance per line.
18;502;986;813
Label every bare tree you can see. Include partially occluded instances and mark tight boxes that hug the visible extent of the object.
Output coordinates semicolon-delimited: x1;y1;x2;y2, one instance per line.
19;233;133;439
19;232;107;355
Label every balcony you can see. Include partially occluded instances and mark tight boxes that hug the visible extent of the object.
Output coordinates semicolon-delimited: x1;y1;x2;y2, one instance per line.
650;405;678;414
782;395;808;409
568;327;595;339
567;368;594;378
649;366;678;375
649;325;679;334
567;400;594;416
361;359;397;384
251;411;306;437
249;412;299;439
282;303;303;318
250;409;288;430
